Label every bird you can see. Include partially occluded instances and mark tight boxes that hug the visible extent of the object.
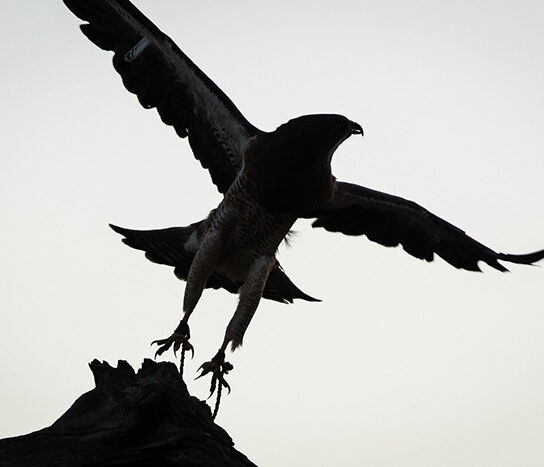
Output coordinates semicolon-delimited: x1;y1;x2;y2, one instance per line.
64;0;544;397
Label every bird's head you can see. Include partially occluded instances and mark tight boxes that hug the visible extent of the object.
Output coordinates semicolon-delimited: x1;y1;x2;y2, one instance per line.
246;114;363;214
278;114;363;166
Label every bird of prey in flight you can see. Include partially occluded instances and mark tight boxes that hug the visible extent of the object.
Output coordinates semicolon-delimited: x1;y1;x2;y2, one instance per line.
64;0;544;396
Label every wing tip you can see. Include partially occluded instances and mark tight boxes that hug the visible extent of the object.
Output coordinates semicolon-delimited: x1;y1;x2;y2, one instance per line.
303;295;322;303
497;248;544;266
292;291;321;303
109;223;126;236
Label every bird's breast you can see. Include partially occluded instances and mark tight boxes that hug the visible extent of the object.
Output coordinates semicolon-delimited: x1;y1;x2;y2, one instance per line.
202;181;295;282
244;144;335;216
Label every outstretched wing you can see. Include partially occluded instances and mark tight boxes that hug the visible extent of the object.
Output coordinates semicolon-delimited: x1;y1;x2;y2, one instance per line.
308;181;544;272
64;0;261;193
109;224;319;304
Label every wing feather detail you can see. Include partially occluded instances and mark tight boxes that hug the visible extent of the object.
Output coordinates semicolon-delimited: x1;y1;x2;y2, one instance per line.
64;0;261;193
308;181;544;272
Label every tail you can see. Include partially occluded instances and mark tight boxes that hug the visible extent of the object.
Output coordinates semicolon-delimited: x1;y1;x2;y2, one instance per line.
110;223;198;271
266;264;320;303
109;224;319;304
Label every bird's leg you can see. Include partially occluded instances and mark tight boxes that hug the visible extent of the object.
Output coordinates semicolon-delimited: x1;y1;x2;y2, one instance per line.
152;317;193;361
196;347;234;420
197;347;233;396
152;312;198;377
152;229;224;375
197;256;273;410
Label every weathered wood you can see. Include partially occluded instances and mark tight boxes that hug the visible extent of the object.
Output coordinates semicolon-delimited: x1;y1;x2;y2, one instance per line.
0;359;256;466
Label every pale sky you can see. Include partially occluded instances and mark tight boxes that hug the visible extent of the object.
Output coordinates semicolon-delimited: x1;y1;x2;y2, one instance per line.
1;1;543;466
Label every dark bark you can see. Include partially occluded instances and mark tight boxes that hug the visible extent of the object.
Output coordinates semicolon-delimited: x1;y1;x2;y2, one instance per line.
0;359;256;466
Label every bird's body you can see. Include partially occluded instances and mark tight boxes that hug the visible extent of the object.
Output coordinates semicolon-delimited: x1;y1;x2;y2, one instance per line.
179;115;348;351
206;174;294;280
183;174;292;348
64;0;544;401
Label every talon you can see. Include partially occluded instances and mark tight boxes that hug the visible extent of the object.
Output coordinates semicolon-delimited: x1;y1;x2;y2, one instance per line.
184;341;195;359
173;340;181;357
221;378;231;394
196;351;233;396
151;328;193;360
152;338;173;359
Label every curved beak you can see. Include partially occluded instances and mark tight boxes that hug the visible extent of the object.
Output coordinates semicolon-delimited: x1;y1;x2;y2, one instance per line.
349;120;364;136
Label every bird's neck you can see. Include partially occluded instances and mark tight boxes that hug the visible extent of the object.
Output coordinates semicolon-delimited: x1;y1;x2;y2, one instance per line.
242;138;335;216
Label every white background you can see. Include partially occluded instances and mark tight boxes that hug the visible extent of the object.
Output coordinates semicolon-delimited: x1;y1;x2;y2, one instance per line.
1;1;543;465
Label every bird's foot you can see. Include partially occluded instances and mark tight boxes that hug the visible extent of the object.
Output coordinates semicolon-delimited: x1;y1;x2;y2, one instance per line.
151;320;194;360
196;350;234;397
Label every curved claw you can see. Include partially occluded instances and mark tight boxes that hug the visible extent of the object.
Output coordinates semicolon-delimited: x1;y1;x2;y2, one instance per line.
221;378;231;394
184;341;195;359
151;331;193;360
195;361;214;379
152;338;172;359
173;340;181;357
196;354;233;397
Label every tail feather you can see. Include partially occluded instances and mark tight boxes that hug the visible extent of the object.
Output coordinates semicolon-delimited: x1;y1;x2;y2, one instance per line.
109;223;318;304
109;223;196;269
265;265;320;303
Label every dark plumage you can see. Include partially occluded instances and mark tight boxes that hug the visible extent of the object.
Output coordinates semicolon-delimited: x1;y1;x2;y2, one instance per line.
306;182;544;273
64;0;544;395
109;224;317;304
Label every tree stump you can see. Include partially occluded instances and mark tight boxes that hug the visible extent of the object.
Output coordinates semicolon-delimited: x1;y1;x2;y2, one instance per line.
0;359;256;466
